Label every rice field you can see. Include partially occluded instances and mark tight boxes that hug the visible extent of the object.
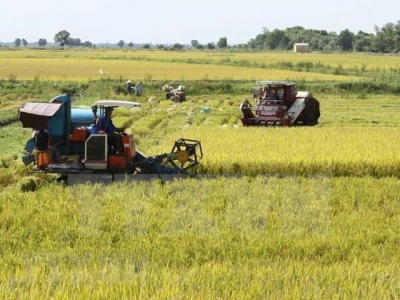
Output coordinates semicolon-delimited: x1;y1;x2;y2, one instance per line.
0;49;399;299
0;178;399;299
2;48;393;81
0;56;359;82
1;49;399;71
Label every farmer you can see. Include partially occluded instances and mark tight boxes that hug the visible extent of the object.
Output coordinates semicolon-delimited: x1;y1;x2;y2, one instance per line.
135;81;143;96
97;107;125;154
126;80;135;95
33;129;61;163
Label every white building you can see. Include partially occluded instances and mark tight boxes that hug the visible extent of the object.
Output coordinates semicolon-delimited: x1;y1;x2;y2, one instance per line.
293;43;309;53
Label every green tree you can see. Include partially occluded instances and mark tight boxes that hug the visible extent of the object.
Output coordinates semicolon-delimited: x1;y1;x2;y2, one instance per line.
353;31;373;52
318;36;331;50
22;38;28;47
336;29;354;51
191;40;199;48
72;38;81;46
207;42;215;49
14;38;21;47
373;22;399;53
172;43;184;50
117;40;125;48
217;37;228;48
248;27;268;49
38;38;47;47
265;29;289;50
83;41;93;47
54;30;70;49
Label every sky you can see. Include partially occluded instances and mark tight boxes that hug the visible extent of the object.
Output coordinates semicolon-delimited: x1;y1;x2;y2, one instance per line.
1;0;399;45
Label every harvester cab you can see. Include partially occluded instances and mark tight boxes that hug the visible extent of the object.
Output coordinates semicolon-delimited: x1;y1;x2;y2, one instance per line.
19;94;202;184
240;80;320;126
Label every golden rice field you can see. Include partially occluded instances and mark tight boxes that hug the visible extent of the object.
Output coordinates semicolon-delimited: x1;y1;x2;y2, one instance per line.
1;48;399;71
145;126;400;177
0;57;358;82
0;58;355;81
0;49;399;299
0;178;399;299
1;48;392;81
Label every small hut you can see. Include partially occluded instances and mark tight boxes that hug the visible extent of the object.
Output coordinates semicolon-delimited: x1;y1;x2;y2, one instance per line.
293;43;309;53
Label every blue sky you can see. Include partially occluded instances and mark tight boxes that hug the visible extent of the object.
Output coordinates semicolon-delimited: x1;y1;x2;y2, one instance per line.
1;0;398;45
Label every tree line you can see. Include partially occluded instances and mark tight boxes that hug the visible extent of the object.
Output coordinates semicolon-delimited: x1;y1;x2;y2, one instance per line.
8;21;400;53
245;22;400;53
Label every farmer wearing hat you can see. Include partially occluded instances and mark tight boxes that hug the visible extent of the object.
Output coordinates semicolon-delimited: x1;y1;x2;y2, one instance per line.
98;107;125;154
126;80;135;95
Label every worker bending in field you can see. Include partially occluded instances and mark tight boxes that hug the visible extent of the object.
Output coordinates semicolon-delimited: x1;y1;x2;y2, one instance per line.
33;129;61;163
97;107;125;154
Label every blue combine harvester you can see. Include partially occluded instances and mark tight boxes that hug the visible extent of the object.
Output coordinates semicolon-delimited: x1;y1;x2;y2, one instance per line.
19;94;202;185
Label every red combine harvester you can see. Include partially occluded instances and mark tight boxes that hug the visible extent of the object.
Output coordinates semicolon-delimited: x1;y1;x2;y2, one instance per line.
240;81;320;126
162;84;186;102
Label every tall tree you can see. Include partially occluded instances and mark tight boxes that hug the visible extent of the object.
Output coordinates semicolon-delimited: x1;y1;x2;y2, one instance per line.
22;38;28;47
265;29;289;50
117;40;125;48
336;29;354;51
207;42;215;49
67;37;74;46
248;27;269;49
217;37;228;48
191;40;199;48
54;30;70;49
14;38;21;47
172;43;184;50
38;38;47;47
83;41;93;47
353;31;373;52
71;38;81;46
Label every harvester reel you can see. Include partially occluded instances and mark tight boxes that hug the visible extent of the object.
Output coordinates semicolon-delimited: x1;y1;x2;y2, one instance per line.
169;138;203;170
129;138;203;175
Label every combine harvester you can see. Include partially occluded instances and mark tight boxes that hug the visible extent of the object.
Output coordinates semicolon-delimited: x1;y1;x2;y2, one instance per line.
240;80;320;126
19;94;202;185
162;84;186;102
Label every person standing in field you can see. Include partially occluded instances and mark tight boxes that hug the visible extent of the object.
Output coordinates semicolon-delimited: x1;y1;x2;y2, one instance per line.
135;81;143;96
126;80;135;95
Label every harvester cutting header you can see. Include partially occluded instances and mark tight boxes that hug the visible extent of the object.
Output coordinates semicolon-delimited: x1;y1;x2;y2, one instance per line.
240;80;320;126
19;94;202;185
